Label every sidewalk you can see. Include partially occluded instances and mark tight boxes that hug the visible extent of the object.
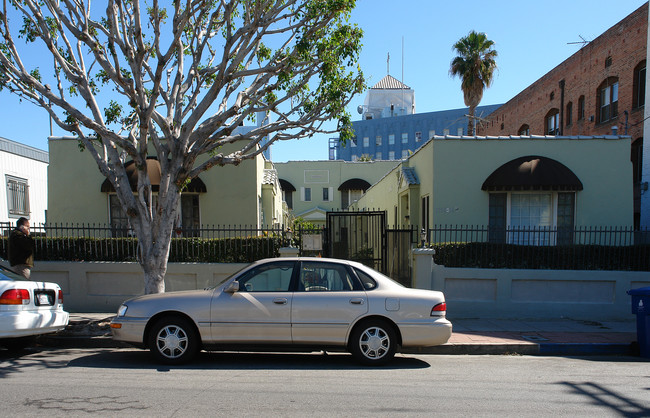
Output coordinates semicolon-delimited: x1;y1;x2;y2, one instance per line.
42;313;641;357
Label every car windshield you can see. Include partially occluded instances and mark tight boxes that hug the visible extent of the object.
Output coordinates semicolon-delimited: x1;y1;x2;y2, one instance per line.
0;264;25;282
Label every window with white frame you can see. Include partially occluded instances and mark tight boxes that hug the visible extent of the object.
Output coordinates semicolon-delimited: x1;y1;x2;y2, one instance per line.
488;192;576;245
376;151;382;160
375;135;382;146
363;136;369;147
341;189;364;208
302;187;312;201
415;131;422;141
388;151;395;160
401;150;409;159
545;109;559;135
6;176;29;217
401;133;408;143
429;130;436;139
443;129;450;135
598;78;618;123
350;138;357;147
388;134;395;145
457;127;463;136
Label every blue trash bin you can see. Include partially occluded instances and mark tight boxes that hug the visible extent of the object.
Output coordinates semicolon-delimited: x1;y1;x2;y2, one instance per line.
627;286;650;358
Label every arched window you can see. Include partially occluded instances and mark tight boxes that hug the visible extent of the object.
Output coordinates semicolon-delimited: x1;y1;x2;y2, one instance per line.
596;77;619;123
633;60;646;109
577;95;585;120
544;109;560;135
518;124;530;136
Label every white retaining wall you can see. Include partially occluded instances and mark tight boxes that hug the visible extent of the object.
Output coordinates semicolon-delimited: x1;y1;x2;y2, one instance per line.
412;250;650;320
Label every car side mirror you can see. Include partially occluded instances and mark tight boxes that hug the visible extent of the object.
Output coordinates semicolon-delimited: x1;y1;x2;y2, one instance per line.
224;281;239;293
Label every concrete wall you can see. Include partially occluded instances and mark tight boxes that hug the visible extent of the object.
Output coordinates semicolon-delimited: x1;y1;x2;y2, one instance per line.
430;262;649;321
24;261;247;313
411;250;649;321
15;256;648;321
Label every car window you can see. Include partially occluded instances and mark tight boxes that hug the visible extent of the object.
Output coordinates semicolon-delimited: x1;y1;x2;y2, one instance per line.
298;262;360;292
237;262;294;292
0;265;24;282
354;268;378;290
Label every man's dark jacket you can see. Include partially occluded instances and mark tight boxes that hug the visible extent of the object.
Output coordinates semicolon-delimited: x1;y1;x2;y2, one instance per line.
8;228;34;267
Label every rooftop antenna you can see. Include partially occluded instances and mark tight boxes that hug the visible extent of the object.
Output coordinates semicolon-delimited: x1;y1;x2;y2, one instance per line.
401;35;406;113
387;52;390;75
567;35;590;47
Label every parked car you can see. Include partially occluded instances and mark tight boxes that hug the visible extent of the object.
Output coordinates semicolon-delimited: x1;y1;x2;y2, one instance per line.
0;264;69;350
111;257;452;365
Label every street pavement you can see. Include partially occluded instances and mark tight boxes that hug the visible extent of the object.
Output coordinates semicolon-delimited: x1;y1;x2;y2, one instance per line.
38;313;643;358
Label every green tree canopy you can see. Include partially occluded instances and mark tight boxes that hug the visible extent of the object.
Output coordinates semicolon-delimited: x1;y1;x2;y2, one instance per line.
0;0;365;293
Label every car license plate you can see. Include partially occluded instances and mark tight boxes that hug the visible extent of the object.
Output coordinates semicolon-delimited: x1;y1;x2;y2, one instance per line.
38;294;52;305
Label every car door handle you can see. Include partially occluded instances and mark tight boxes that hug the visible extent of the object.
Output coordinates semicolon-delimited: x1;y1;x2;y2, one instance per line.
273;298;288;305
350;298;365;305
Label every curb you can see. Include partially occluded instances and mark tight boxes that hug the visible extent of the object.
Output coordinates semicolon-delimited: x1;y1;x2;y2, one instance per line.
37;335;636;357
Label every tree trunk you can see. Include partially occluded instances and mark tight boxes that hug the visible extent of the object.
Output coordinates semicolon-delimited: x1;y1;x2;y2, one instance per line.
143;264;166;294
468;105;476;136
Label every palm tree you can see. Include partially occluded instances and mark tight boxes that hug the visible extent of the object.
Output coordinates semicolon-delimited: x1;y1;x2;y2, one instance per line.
450;31;498;135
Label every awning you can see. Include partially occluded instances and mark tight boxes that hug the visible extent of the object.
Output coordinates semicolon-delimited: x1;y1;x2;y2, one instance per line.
279;179;296;192
338;178;371;191
481;156;583;191
101;158;207;193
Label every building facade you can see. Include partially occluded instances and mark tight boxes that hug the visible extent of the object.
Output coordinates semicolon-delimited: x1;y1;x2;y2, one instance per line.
47;137;284;233
274;160;399;225
480;3;647;227
353;135;633;238
0;136;49;228
334;74;502;162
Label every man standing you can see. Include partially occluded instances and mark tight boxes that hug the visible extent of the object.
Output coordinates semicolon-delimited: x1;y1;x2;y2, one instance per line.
8;217;34;279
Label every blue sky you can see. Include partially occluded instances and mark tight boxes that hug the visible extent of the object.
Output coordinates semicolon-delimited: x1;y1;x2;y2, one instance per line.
0;0;647;162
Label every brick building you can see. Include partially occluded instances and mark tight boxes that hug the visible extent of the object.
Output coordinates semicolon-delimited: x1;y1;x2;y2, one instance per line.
480;3;647;226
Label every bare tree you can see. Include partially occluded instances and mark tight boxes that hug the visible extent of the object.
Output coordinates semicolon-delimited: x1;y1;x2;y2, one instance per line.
0;0;364;293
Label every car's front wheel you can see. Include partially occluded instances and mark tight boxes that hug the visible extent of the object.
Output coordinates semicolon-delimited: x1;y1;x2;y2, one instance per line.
349;319;397;366
148;316;199;365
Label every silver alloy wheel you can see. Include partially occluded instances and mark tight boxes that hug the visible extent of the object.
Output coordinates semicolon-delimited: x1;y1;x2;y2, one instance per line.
358;326;390;360
155;324;189;359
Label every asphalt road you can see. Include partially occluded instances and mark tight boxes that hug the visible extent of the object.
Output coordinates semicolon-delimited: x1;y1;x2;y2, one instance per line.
1;347;648;417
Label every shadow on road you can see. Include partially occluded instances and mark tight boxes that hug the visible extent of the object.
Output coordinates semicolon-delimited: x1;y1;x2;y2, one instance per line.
65;348;432;371
560;381;650;417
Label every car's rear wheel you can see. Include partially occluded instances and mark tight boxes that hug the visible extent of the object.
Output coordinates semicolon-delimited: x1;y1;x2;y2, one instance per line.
148;316;199;365
349;319;397;366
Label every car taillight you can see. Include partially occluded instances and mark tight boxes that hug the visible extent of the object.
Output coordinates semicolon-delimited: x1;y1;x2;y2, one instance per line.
58;290;64;304
431;302;446;314
0;289;31;305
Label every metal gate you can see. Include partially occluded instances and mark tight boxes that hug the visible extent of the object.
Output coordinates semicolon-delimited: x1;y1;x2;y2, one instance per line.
386;227;418;286
325;211;387;274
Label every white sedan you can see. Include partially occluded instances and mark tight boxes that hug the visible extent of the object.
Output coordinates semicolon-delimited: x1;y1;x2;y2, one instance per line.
111;257;452;365
0;264;69;350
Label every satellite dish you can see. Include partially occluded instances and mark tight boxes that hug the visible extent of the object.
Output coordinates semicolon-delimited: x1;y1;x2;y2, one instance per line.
357;105;363;114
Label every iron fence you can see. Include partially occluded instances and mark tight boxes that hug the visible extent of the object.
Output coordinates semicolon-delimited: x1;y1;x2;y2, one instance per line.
0;223;294;263
426;225;650;271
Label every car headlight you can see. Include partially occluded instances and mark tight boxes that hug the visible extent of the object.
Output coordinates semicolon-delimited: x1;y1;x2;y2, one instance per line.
117;304;128;317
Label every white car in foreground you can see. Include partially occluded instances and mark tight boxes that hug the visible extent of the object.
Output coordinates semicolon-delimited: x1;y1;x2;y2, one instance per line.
0;264;69;350
111;257;452;365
